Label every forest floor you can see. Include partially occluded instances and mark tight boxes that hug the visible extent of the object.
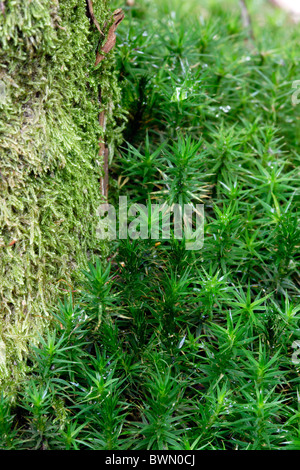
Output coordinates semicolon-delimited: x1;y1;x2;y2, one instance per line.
1;0;300;450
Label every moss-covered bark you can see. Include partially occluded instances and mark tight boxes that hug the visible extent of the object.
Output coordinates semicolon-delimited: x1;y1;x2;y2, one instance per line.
0;0;124;389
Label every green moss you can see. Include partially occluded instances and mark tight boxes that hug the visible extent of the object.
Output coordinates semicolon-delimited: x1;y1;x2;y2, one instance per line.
0;0;125;390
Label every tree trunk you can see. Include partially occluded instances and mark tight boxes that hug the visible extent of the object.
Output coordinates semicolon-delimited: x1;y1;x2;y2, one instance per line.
0;0;124;388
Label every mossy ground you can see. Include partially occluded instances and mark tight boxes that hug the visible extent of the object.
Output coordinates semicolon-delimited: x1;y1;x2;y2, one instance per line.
0;0;125;390
0;0;300;451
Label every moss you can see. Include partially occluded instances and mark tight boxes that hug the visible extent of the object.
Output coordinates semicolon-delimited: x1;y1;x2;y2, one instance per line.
0;0;125;391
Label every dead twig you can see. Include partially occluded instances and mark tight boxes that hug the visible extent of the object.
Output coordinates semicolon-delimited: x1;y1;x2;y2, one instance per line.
96;9;124;199
86;0;104;35
239;0;256;50
86;6;124;199
95;9;125;66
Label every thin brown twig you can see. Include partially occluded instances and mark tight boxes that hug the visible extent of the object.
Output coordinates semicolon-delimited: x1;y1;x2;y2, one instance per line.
239;0;256;50
85;5;124;199
86;0;104;35
96;9;124;199
95;9;125;66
